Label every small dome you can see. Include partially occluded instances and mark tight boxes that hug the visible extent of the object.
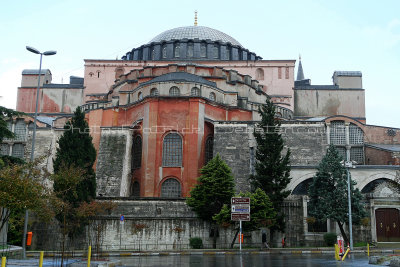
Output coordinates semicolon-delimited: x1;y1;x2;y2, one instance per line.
149;26;243;47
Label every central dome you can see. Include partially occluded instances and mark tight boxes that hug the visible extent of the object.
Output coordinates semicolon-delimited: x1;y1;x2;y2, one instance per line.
149;26;243;48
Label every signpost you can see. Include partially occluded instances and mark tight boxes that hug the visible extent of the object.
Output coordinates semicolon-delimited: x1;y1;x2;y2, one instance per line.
231;197;250;251
120;215;124;248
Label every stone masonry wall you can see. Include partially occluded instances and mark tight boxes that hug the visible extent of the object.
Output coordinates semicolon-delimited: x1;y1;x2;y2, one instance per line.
213;123;251;193
96;129;132;197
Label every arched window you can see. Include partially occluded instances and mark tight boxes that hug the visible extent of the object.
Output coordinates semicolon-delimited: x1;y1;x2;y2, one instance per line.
213;45;219;59
132;135;142;169
169;86;180;96
162;45;167;58
200;43;207;57
151;48;155;60
162;133;182;166
209;92;216;101
187;42;194;58
226;47;231;60
256;68;264;80
174;43;180;58
138;92;143;100
150;88;159;96
205;136;213;164
132;181;140;197
191;87;201;96
161;178;181;198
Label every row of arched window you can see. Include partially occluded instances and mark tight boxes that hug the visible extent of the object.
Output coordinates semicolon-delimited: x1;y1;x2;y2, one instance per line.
131;133;214;168
135;87;217;101
156;43;229;60
131;178;182;198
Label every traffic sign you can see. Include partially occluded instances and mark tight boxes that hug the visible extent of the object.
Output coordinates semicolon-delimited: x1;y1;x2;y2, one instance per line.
231;205;250;213
231;197;250;205
120;215;125;225
231;213;250;221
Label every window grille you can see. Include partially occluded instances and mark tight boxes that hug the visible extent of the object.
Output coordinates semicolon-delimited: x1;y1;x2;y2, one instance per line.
200;43;207;57
1;144;9;156
161;178;181;198
336;146;347;161
174;43;180;58
205;136;213;164
132;136;142;169
307;203;327;232
330;121;346;145
4;121;12;141
150;88;159;96
209;92;216;101
350;147;364;164
162;133;182;166
191;87;201;96
169;86;180;96
14;120;26;141
12;144;24;159
132;181;140;197
187;43;194;57
349;124;364;145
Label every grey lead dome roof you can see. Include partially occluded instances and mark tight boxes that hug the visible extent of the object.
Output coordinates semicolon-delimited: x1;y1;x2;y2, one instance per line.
149;26;243;48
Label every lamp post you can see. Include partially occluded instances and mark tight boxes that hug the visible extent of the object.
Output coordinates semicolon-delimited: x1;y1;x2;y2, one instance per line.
22;46;56;258
344;160;355;251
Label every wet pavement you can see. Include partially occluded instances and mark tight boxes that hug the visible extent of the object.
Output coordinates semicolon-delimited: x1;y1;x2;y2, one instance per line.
113;254;375;267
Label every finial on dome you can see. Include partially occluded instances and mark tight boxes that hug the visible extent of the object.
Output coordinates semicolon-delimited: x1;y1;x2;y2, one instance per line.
299;54;301;61
194;10;198;26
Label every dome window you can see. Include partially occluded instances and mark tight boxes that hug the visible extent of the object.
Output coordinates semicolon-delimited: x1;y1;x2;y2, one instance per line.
226;47;231;60
191;87;201;96
151;48;155;60
200;43;207;58
150;88;159;96
138;92;143;100
174;43;180;58
213;45;219;59
169;86;180;96
162;45;167;59
209;92;216;101
187;42;194;58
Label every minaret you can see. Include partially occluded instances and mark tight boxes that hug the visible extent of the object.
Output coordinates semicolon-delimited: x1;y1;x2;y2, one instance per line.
194;10;198;26
296;55;305;81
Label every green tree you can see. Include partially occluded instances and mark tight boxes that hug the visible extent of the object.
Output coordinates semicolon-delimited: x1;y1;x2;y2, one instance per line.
53;107;97;205
0;106;22;144
214;188;276;248
250;97;291;235
187;154;235;248
308;145;367;246
0;160;53;235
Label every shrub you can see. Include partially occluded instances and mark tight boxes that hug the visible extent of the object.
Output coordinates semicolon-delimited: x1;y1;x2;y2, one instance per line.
323;232;337;246
189;237;203;249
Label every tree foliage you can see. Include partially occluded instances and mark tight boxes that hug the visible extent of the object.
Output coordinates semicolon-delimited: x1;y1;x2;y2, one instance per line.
308;145;367;245
250;97;291;232
187;154;235;221
53;106;97;205
0;106;22;144
187;154;235;248
0;160;53;235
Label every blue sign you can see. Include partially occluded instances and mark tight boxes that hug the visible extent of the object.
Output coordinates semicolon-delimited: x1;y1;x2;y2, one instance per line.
120;215;125;221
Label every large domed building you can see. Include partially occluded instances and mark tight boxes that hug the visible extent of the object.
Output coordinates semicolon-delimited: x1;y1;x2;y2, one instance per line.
9;22;400;248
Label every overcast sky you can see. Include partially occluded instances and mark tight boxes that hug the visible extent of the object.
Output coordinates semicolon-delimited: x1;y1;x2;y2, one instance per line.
0;0;399;128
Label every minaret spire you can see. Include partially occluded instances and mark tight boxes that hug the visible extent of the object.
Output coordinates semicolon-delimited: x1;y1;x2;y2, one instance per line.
194;10;198;26
296;54;305;81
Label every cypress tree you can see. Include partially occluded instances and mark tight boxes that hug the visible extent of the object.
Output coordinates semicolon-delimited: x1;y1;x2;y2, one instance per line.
53;107;96;206
250;96;291;233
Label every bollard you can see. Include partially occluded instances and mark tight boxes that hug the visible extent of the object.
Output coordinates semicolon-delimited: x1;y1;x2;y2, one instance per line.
342;248;350;261
367;243;370;257
39;251;44;267
1;257;6;267
334;244;340;261
87;245;91;267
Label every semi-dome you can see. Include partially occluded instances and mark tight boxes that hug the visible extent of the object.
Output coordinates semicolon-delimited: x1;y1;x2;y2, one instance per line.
149;26;243;48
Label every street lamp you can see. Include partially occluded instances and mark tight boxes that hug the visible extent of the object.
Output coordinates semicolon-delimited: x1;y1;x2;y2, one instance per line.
22;46;56;258
343;159;357;251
